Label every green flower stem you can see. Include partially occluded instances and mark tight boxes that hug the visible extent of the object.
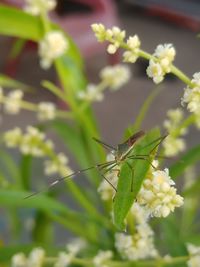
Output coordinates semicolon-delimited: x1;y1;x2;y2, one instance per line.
47;255;190;267
173;114;196;137
40;11;51;33
171;65;192;86
121;42;192;87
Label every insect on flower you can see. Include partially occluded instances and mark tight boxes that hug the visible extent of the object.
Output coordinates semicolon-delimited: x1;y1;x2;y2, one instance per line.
25;131;167;198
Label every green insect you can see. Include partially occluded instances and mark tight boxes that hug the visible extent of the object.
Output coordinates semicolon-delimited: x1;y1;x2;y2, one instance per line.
25;131;166;198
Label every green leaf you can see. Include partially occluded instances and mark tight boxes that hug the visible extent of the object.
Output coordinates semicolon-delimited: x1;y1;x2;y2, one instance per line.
169;144;200;178
0;74;33;91
0;5;82;67
113;128;160;229
0;189;69;214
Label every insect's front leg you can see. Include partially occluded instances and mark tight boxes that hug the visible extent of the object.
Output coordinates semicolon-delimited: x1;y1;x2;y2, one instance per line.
125;161;134;192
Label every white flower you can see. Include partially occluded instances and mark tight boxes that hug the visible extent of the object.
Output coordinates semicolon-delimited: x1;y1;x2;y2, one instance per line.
115;224;158;261
130;202;150;224
4;90;23;114
66;238;86;256
11;253;27;267
137;168;184;217
20;126;45;156
39;31;68;69
77;84;104;102
54;252;73;267
187;243;200;267
163;136;186;157
4;127;22;148
123;35;141;63
154;44;176;72
91;23;107;42
182;73;200;114
37;102;56;121
100;64;131;90
93;250;113;267
146;59;164;84
28;247;45;267
98;171;118;201
44;152;71;176
91;24;125;54
24;0;56;15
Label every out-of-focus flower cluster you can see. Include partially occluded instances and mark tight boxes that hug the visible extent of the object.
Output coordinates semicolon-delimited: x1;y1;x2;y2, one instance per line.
11;239;86;267
77;64;131;102
39;31;69;69
163;108;186;156
146;44;176;84
0;87;57;122
187;243;200;267
24;0;56;16
182;72;200;128
4;126;71;176
93;250;113;267
115;203;158;261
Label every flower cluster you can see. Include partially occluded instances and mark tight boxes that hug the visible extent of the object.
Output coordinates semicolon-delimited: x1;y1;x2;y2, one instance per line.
0;88;23;115
37;102;56;121
11;247;45;267
93;250;113;267
39;31;68;69
187;243;200;267
147;44;176;83
4;126;71;177
98;171;118;201
77;64;131;102
115;203;158;260
123;35;141;63
91;24;126;54
24;0;56;16
0;87;57;121
91;23;141;62
163;108;186;156
182;72;200;128
137;168;184;217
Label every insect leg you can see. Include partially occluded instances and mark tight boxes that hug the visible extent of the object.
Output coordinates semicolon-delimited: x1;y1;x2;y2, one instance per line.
125;161;135;192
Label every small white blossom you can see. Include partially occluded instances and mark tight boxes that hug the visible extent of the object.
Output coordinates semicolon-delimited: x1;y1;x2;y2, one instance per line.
187;243;200;267
77;84;104;102
93;250;113;267
24;0;56;15
4;90;23;114
37;102;56;121
130;202;150;224
20;126;45;156
115;224;158;261
28;247;45;267
98;171;118;201
39;31;68;69
66;238;86;256
100;64;131;90
123;35;141;63
146;59;164;84
92;24;125;54
4;127;22;148
163;136;186;157
137;168;184;217
147;44;176;83
44;152;71;176
11;252;27;267
182;72;200;115
54;252;73;267
154;44;176;72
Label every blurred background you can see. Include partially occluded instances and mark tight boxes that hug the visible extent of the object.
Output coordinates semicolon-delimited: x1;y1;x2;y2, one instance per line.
0;0;200;246
0;0;200;146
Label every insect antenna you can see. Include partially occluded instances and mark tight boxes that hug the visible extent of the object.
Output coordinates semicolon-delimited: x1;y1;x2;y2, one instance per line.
92;137;116;153
24;160;116;199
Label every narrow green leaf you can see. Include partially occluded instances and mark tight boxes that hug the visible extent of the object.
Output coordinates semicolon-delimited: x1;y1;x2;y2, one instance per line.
113;128;161;229
169;144;200;178
0;74;32;91
0;189;69;214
